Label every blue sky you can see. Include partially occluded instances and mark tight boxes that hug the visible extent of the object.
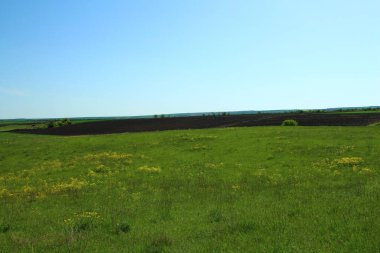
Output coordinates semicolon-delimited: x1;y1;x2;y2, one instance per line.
1;0;379;119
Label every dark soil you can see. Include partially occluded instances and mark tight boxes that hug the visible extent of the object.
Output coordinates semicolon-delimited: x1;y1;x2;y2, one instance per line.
11;113;380;136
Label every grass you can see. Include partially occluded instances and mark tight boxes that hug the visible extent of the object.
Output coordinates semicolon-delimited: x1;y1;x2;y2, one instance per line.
0;127;379;252
369;121;380;126
0;124;46;132
327;110;380;114
0;119;106;132
0;125;32;132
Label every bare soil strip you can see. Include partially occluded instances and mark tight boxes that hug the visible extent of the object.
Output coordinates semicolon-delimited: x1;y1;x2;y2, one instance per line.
11;113;380;136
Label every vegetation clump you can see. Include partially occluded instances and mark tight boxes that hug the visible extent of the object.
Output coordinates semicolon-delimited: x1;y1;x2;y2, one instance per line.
47;119;72;128
281;119;298;126
146;235;172;252
208;209;223;223
64;212;101;233
115;222;131;234
0;222;10;233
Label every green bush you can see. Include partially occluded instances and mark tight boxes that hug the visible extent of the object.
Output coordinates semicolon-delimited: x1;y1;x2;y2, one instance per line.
281;119;298;126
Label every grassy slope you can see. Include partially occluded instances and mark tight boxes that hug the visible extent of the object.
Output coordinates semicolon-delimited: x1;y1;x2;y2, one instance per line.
0;127;379;252
327;110;380;114
0;125;34;132
0;120;103;132
0;124;48;132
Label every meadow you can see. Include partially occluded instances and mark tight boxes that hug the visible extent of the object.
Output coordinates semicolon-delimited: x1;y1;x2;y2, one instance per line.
0;126;379;252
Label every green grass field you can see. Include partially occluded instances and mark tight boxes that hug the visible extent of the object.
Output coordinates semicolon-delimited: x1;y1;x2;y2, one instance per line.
0;127;379;252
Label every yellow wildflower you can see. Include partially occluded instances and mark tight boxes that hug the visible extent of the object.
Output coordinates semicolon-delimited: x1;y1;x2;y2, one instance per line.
137;166;161;174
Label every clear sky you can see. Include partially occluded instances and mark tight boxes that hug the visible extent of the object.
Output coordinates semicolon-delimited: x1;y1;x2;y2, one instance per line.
1;0;379;119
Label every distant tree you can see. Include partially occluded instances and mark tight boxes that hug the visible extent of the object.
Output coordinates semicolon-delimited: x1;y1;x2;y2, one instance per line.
47;121;55;128
62;119;72;125
46;119;72;128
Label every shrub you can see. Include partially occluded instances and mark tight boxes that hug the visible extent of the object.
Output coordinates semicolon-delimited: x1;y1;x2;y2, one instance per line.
46;119;72;128
281;119;298;126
